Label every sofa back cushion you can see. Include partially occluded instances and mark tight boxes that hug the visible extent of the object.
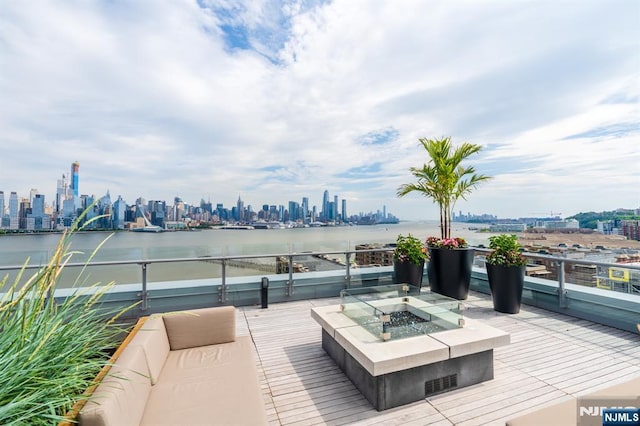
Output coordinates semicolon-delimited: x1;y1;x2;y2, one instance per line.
129;316;170;385
162;306;236;350
79;345;151;426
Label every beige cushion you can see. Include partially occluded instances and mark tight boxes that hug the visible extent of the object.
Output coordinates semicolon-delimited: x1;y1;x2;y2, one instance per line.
505;399;575;426
591;376;640;396
141;336;267;426
506;376;640;426
129;316;170;385
162;306;236;350
79;345;151;426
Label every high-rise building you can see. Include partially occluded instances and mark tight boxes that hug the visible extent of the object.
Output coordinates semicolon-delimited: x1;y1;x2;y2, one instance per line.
70;162;79;199
236;195;244;222
0;191;5;228
342;199;347;222
333;195;338;222
322;190;329;221
302;197;309;223
27;194;48;230
288;201;300;222
56;174;67;213
19;198;30;229
112;196;126;230
32;194;45;217
8;192;19;229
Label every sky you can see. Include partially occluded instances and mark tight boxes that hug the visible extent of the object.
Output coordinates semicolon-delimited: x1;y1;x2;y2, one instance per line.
0;0;639;221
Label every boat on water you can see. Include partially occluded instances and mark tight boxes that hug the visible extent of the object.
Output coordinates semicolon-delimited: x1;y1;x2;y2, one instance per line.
131;225;163;233
219;225;255;230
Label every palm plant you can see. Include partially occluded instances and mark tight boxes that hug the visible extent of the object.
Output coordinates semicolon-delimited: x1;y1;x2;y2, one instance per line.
397;136;491;240
0;214;136;425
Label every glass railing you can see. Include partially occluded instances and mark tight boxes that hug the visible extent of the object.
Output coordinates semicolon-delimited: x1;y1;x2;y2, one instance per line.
1;247;639;308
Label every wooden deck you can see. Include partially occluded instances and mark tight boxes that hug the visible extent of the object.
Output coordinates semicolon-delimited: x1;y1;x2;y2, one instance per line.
236;291;640;426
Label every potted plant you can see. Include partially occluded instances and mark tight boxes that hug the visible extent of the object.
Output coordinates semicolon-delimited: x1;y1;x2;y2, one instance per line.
397;136;491;300
485;234;528;313
392;234;427;288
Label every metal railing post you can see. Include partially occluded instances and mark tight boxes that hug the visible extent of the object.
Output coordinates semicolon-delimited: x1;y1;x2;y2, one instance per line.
219;259;227;303
345;252;351;288
287;255;294;296
139;262;149;311
558;259;567;308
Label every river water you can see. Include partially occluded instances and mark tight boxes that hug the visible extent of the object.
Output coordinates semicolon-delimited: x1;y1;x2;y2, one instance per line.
0;221;495;288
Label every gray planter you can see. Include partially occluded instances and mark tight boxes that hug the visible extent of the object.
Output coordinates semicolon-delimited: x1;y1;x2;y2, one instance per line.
486;263;526;314
393;259;425;288
427;248;474;300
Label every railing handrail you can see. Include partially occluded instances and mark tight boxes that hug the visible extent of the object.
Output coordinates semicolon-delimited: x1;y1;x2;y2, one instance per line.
473;247;640;270
1;246;639;272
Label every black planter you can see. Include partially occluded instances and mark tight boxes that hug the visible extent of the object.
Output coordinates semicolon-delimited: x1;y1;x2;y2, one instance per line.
486;263;525;314
393;259;425;288
427;248;474;300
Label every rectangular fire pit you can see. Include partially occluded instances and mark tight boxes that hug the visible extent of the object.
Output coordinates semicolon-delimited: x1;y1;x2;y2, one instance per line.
311;284;510;411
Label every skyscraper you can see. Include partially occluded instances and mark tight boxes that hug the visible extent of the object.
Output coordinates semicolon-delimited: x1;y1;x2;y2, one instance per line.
70;161;79;199
56;174;67;213
302;197;309;223
322;190;329;221
9;191;18;219
342;199;347;222
236;195;244;222
32;194;45;217
0;191;4;228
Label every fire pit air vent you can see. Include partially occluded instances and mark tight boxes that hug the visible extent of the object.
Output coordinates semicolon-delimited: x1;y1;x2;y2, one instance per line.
425;374;458;396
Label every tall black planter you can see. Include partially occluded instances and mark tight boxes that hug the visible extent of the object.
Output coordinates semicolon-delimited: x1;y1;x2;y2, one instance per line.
393;259;425;288
486;263;525;314
427;248;474;300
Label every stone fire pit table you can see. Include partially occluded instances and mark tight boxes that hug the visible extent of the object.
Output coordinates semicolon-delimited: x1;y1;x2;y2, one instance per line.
311;284;510;411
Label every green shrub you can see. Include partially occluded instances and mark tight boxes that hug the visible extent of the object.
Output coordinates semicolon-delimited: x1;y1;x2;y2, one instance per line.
486;234;527;267
0;217;136;425
393;234;427;266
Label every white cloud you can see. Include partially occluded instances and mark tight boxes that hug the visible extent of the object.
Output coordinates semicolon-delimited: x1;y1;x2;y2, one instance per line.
0;0;638;220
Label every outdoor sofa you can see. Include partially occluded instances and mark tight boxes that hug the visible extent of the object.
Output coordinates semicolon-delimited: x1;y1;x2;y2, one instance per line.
77;306;268;426
505;376;640;425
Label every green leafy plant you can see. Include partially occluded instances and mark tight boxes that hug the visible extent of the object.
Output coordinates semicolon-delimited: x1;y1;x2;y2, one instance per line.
393;234;427;266
397;136;491;239
0;214;136;425
486;234;527;267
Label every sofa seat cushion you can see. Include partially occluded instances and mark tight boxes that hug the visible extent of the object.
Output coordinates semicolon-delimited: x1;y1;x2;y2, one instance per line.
140;336;267;426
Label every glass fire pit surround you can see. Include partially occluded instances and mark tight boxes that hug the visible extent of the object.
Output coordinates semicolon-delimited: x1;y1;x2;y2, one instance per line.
340;284;464;341
311;284;511;411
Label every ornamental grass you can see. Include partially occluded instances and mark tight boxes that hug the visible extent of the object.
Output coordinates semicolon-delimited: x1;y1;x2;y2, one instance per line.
0;215;136;425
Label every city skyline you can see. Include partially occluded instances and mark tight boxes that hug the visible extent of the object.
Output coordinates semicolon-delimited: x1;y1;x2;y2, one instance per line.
0;2;638;221
0;162;400;230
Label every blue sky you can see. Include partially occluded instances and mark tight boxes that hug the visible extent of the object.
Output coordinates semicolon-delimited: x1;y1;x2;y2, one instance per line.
0;0;638;220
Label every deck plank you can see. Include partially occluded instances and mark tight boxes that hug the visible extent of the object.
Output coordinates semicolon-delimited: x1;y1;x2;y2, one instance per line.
240;290;640;425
